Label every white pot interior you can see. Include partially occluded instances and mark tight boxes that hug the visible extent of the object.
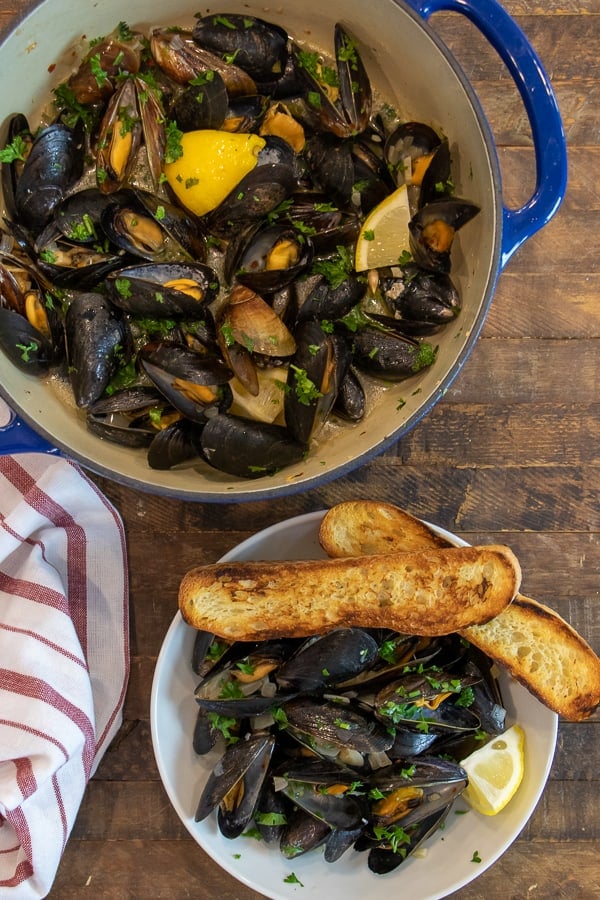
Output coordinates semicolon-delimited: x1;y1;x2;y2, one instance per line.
0;0;501;500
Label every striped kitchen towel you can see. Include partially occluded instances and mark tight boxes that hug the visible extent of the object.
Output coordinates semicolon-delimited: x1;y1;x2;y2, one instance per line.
0;452;129;898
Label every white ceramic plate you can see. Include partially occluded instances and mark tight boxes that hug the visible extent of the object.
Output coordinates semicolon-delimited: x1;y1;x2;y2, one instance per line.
150;511;558;899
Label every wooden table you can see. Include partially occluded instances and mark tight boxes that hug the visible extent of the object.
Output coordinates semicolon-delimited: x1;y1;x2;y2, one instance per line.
1;1;598;896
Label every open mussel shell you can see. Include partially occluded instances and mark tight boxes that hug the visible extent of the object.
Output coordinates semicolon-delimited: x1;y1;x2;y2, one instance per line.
291;23;372;139
276;759;369;831
105;261;218;317
100;189;204;263
284;193;360;257
51;187;116;245
1;113;33;222
374;669;482;735
86;386;167;449
139;341;233;424
409;197;481;273
362;805;451;874
284;319;346;445
194;638;299;717
150;27;257;96
195;732;275;835
95;78;143;194
65;292;130;408
333;23;372;136
225;222;313;294
384;121;443;194
207;153;297;234
283;695;395;759
366;757;467;830
65;26;144;105
192;14;289;84
199;412;306;479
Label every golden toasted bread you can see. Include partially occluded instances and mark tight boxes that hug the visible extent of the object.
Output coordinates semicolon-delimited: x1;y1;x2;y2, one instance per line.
318;501;600;721
178;544;521;641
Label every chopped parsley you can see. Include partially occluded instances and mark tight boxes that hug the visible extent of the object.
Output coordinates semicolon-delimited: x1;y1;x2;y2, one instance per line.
164;120;184;164
289;365;322;405
310;245;353;289
0;134;29;163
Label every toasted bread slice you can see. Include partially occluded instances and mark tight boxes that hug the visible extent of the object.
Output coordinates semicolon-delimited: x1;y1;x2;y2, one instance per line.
319;500;450;557
178;545;521;641
319;501;600;721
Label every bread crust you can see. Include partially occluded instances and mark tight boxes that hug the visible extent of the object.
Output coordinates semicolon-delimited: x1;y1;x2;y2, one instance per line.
318;501;600;721
179;545;520;641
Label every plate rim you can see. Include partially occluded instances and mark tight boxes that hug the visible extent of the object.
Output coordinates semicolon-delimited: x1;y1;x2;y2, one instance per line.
150;510;558;899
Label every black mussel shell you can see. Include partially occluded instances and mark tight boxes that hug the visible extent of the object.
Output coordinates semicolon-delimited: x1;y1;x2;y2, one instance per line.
65;292;129;407
284;319;344;445
192;14;289;84
195;731;275;823
52;187;115;244
378;266;460;331
366;806;450;874
105;261;218;317
1;113;33;222
296;274;365;325
170;70;229;131
351;326;437;381
139;342;233;423
303;134;355;209
0;307;53;374
150;28;257;96
86;410;158;448
14;122;84;233
147;419;205;469
200;413;306;479
280;808;330;859
208;160;297;234
334;24;372;135
225;221;313;294
332;366;366;422
276;628;378;693
409;198;480;273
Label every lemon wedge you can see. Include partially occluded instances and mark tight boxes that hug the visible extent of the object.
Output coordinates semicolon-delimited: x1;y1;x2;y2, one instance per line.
354;183;411;272
164;130;266;217
460;724;525;816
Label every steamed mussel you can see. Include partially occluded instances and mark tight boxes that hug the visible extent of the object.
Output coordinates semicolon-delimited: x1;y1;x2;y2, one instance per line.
189;628;508;875
0;13;481;481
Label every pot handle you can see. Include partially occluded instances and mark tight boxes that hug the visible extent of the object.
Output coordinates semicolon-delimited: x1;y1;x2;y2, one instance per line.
0;398;59;456
403;0;567;268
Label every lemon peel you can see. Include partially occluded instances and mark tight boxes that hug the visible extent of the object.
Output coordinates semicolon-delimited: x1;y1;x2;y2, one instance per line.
354;183;411;272
164;130;266;217
460;724;525;816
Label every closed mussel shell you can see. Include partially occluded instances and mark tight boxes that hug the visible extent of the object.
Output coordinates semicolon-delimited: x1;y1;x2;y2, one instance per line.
192;14;289;84
65;292;129;408
200;412;306;479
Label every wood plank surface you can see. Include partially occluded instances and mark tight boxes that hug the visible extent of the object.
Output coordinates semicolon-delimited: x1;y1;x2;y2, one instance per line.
0;0;598;898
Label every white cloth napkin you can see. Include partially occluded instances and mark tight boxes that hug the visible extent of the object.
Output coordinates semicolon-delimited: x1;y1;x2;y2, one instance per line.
0;448;129;898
